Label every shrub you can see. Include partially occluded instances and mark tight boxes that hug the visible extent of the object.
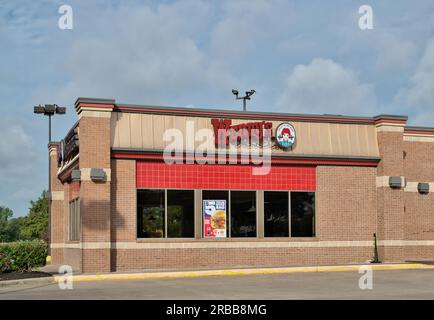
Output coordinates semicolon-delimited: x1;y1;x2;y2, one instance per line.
0;240;47;273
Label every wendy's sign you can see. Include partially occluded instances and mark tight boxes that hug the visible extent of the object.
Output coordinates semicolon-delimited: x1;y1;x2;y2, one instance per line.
211;118;273;147
210;118;296;150
275;123;296;150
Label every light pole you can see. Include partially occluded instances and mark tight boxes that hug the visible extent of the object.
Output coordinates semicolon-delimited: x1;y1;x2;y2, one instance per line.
232;89;256;112
34;104;66;257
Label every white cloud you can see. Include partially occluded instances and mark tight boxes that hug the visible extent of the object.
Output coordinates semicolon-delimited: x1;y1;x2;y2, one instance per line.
277;58;377;116
54;0;240;105
210;0;287;60
0;123;35;177
395;38;434;125
375;33;418;72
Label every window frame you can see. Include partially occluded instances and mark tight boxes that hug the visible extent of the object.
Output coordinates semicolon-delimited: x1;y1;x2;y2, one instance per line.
201;189;258;239
263;190;290;238
262;190;316;239
68;197;80;242
290;191;316;238
136;188;315;240
136;188;196;240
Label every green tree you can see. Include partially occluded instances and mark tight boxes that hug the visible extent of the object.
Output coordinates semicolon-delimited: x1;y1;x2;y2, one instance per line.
20;192;48;241
0;206;15;242
5;217;23;241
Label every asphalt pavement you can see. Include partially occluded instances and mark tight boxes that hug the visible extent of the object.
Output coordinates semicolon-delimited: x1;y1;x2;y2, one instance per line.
0;269;433;299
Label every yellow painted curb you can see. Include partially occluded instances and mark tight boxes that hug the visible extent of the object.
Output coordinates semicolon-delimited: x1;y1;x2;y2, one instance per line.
52;263;434;283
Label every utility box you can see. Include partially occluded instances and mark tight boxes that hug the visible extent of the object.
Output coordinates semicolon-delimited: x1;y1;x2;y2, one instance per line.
418;182;429;194
389;176;403;188
71;169;81;181
90;168;106;182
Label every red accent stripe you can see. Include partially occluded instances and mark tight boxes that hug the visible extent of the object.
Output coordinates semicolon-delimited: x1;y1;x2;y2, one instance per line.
404;129;434;135
112;152;379;167
76;103;114;109
136;161;316;191
375;119;407;124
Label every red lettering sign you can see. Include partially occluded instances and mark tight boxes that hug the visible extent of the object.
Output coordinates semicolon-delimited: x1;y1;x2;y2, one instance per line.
211;119;272;147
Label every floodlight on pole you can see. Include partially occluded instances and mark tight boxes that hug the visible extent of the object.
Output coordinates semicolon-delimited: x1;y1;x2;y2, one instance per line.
33;104;66;258
232;89;256;112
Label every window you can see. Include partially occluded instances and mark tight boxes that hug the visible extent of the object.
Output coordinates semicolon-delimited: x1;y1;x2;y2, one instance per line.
291;192;315;237
137;189;195;238
264;191;289;237
69;198;80;241
137;189;165;238
230;191;256;237
167;190;195;238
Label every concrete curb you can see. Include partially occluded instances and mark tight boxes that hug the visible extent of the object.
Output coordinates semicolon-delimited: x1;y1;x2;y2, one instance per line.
0;277;55;288
2;263;433;286
50;263;434;283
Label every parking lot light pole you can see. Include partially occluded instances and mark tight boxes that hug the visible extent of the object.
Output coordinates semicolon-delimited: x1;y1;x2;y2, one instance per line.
34;104;66;257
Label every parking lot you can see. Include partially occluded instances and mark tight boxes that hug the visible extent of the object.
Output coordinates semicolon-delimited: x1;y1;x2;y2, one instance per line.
1;269;434;300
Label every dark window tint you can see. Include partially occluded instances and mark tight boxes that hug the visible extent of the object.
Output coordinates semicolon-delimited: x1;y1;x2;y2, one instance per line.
202;190;229;203
167;190;195;238
264;191;289;237
291;192;315;237
137;189;165;238
230;191;256;237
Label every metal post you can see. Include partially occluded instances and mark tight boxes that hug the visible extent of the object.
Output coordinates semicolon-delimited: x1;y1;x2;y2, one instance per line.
48;114;52;255
34;104;66;260
371;233;380;263
243;98;246;112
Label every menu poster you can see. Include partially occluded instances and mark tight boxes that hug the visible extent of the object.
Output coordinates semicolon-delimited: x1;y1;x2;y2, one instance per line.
203;200;227;238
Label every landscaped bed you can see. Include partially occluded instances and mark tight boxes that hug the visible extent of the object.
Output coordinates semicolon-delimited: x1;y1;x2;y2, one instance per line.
0;240;48;280
0;271;52;281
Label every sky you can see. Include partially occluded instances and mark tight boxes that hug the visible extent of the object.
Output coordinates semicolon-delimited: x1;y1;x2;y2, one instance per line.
0;0;433;217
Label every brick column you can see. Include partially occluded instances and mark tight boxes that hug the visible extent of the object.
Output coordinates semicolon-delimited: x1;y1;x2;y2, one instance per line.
75;98;115;273
49;142;65;265
375;116;407;262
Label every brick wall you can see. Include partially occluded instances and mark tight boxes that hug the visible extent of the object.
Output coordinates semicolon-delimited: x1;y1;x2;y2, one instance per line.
316;166;377;241
79;112;112;273
404;141;434;181
403;140;434;260
112;247;372;272
111;159;136;242
376;130;405;261
50;145;66;266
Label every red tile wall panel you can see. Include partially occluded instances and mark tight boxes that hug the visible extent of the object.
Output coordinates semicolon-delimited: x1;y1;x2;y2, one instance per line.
136;161;316;191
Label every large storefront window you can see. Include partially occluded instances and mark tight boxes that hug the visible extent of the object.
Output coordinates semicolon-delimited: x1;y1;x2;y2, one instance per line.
137;188;315;239
230;191;256;237
137;189;165;238
137;189;195;238
264;191;289;237
167;190;194;238
291;192;315;237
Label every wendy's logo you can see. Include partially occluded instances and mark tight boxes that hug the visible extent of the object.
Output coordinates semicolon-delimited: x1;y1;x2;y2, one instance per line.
275;123;296;150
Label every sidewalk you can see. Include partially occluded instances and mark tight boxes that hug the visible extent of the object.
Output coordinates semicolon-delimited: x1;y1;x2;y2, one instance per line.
1;262;434;288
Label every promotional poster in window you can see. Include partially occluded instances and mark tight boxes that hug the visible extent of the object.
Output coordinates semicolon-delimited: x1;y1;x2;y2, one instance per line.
203;200;227;238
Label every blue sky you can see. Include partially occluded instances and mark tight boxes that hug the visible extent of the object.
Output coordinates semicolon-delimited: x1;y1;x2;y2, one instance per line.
0;0;433;216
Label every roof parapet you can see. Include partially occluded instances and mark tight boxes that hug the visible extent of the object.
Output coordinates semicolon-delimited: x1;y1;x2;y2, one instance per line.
74;97;116;114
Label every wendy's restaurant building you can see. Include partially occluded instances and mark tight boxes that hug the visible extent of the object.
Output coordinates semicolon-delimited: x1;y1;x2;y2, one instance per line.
48;97;434;273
